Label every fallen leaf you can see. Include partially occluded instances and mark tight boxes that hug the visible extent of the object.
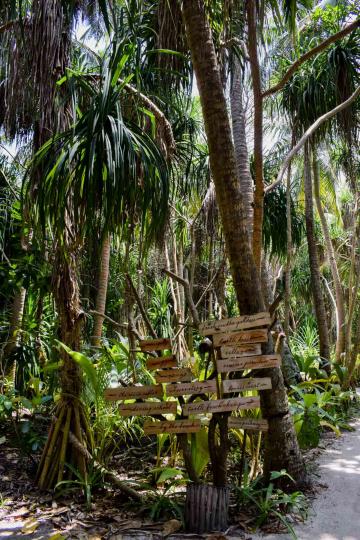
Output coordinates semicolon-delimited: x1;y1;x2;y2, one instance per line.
47;534;65;540
21;518;40;534
162;519;182;536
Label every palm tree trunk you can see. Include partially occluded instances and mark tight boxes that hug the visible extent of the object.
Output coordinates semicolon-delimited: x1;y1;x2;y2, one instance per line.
230;56;253;235
246;0;264;270
284;165;292;337
3;287;26;359
312;148;345;362
303;144;330;372
91;235;111;347
182;0;306;487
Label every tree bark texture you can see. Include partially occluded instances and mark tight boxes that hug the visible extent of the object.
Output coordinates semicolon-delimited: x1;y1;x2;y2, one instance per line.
230;55;253;236
303;144;330;370
91;234;111;347
182;0;306;486
185;483;229;534
246;0;264;270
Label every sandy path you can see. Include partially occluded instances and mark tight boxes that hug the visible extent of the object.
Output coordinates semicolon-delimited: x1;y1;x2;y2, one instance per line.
251;418;360;540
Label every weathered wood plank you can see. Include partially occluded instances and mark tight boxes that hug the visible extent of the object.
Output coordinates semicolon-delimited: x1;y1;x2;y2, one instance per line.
216;355;281;373
199;312;271;336
182;396;260;415
146;354;177;370
222;377;272;393
213;329;268;348
104;384;163;401
139;338;171;352
228;417;269;431
221;344;262;358
166;380;217;397
155;368;193;383
119;401;177;416
143;419;201;434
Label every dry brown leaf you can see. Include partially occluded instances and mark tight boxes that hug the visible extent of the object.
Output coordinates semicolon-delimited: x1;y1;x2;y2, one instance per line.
21;518;40;534
162;519;182;536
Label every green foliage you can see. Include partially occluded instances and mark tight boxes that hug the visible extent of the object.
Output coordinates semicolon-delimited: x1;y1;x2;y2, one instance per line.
148;278;173;338
235;470;308;539
55;461;105;510
263;184;304;259
30;39;169;245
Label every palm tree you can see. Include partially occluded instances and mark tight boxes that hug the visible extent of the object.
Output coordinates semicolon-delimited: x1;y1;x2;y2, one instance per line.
31;42;170;488
91;234;111;347
182;0;306;486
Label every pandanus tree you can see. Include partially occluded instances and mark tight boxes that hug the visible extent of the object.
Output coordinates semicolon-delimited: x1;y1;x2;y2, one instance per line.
29;43;169;488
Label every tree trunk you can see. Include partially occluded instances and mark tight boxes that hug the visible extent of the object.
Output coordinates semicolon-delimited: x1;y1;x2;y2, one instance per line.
230;56;253;235
3;286;26;359
284;165;292;337
312;149;345;362
182;0;306;486
246;0;264;270
91;234;111;347
303;144;330;372
37;248;91;489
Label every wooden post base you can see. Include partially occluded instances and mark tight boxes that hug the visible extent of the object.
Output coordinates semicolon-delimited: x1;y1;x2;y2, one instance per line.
184;483;230;534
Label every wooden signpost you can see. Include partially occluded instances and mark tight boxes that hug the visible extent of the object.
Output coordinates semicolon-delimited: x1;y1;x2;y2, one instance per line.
104;312;275;535
166;380;217;397
182;396;260;415
139;338;172;352
155;367;193;383
222;377;272;393
199;312;271;336
104;384;163;401
119;401;177;417
221;344;261;358
228;417;269;431
144;419;201;434
213;328;268;348
217;354;281;373
146;354;177;370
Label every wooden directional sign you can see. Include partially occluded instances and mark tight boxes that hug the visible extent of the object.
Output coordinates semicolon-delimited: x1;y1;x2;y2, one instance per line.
119;401;177;417
221;344;262;358
228;417;269;431
213;329;268;348
166;380;217;397
222;377;272;394
200;312;271;336
146;354;177;370
139;338;171;352
105;384;163;401
182;396;260;415
155;368;193;384
144;419;201;435
217;354;281;373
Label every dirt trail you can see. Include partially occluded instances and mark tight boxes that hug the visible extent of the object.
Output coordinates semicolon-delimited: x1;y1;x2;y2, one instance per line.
252;417;360;540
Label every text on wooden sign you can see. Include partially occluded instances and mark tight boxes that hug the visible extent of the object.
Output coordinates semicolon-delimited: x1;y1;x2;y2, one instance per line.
221;344;262;358
146;354;177;370
199;312;271;336
119;401;177;417
216;354;281;373
228;417;269;431
139;338;171;352
144;419;201;434
166;380;217;397
222;377;272;393
155;368;193;384
104;384;163;401
182;396;260;415
213;329;268;348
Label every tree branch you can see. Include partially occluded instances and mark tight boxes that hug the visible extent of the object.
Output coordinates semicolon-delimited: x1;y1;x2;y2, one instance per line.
162;268;200;328
125;274;157;339
265;86;360;194
262;19;360;99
